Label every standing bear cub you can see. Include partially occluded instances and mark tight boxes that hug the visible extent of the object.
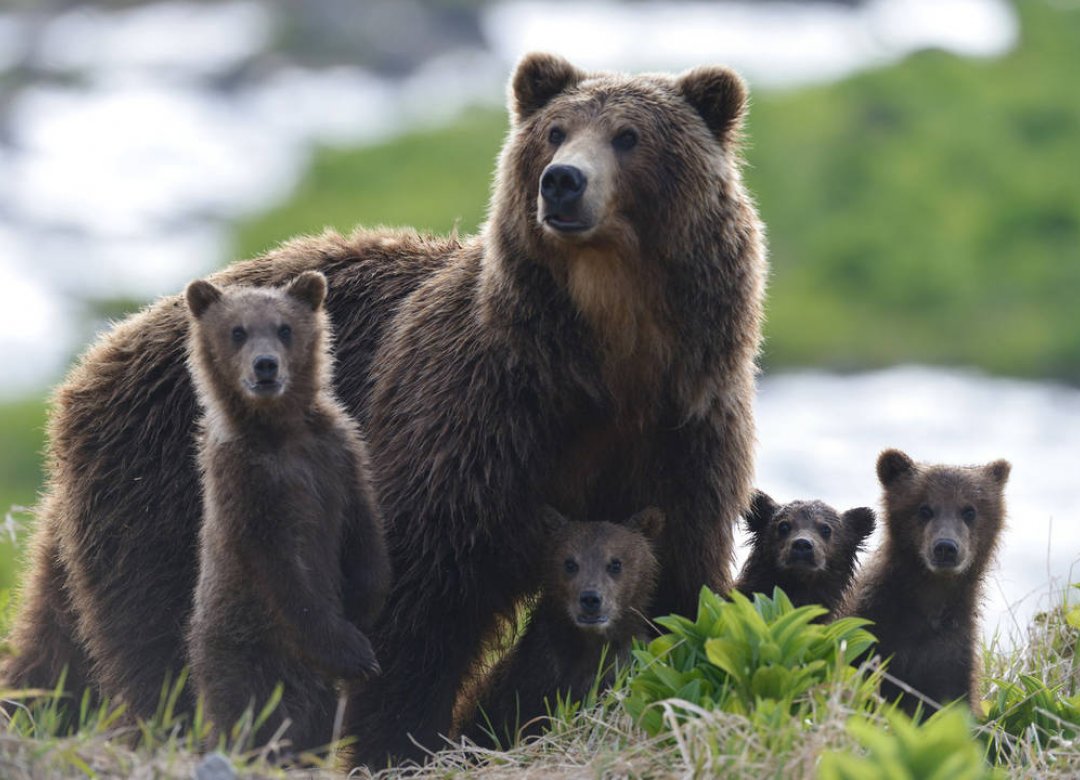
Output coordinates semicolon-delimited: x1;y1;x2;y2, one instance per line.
837;449;1010;716
460;507;663;748
734;491;875;618
184;271;390;753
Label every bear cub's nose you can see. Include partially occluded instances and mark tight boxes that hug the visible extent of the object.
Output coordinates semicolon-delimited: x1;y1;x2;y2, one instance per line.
932;539;959;566
792;538;813;554
541;164;587;207
253;355;279;382
579;590;602;614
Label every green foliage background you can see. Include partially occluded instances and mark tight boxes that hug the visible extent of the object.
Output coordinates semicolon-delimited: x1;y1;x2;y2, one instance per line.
2;0;1078;591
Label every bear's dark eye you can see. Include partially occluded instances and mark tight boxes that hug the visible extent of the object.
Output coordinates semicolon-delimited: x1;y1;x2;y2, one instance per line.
918;505;934;522
548;126;566;146
777;521;791;536
231;326;246;345
818;524;832;540
613;128;638;151
278;324;292;343
564;558;579;575
961;506;976;524
607;558;622;575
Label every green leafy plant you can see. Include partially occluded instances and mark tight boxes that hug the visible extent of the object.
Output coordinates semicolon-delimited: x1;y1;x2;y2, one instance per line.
982;674;1080;762
624;587;878;737
820;707;1004;780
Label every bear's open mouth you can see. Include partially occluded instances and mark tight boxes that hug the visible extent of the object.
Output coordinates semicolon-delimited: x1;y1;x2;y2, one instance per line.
543;214;592;233
576;614;610;626
246;379;284;397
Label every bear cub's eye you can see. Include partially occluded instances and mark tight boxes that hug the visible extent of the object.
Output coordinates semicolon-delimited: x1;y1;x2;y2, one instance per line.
818;524;832;540
777;520;791;536
548;126;566;146
231;326;246;345
613;128;638;151
918;505;934;521
278;324;292;343
961;506;976;524
607;558;622;575
564;558;579;575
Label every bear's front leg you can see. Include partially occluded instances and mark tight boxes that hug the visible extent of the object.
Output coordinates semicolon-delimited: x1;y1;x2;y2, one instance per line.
345;541;531;766
650;401;755;618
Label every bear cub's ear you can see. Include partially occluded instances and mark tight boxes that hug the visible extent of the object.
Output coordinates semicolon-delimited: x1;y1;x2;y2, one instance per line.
511;52;585;124
539;505;570;535
744;490;779;535
877;448;917;488
841;506;876;543
185;279;222;320
983;458;1012;488
286;271;328;312
626;506;665;542
677;65;748;144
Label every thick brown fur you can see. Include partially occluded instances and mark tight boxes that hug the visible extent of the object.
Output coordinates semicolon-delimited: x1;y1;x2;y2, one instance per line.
350;52;765;763
836;449;1010;716
1;230;442;718
184;272;389;753
3;52;766;763
458;507;662;748
734;491;875;618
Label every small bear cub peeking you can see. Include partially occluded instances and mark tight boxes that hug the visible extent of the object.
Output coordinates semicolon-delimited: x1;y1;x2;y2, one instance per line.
837;449;1010;716
460;507;663;748
734;491;876;618
183;271;390;755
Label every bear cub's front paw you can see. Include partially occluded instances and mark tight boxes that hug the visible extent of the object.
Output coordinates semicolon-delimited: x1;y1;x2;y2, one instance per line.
336;625;381;682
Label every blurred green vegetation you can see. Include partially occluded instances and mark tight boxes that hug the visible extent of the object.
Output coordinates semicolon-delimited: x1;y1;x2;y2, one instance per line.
235;0;1080;380
0;399;47;590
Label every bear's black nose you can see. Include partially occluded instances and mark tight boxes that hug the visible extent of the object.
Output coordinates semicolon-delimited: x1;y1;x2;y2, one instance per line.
933;539;959;565
792;538;813;554
540;164;587;208
579;590;602;614
253;355;279;382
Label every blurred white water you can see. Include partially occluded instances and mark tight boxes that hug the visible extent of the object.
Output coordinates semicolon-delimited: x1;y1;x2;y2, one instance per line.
748;366;1080;642
0;0;1018;396
486;0;1017;86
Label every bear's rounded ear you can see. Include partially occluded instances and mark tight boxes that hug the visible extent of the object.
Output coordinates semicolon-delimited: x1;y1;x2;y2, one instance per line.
877;449;917;488
286;271;328;311
510;52;584;124
626;506;665;542
677;65;748;144
539;505;570;535
842;507;877;541
744;490;778;535
184;279;222;319
983;459;1011;488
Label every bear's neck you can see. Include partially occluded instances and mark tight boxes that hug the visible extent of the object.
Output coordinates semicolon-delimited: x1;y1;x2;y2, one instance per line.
481;217;672;412
738;552;852;613
876;537;984;627
199;386;324;442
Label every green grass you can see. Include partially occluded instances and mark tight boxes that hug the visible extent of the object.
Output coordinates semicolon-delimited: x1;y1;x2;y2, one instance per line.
232;0;1080;381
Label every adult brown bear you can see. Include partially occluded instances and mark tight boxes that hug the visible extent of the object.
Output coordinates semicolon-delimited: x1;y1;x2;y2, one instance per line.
3;53;766;762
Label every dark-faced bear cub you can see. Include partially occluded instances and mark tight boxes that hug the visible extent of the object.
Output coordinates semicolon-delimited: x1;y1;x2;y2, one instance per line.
735;491;875;618
460;506;663;748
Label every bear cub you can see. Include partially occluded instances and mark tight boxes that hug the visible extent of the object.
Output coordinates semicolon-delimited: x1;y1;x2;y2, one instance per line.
838;449;1010;716
735;491;876;618
184;271;390;754
460;507;663;748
